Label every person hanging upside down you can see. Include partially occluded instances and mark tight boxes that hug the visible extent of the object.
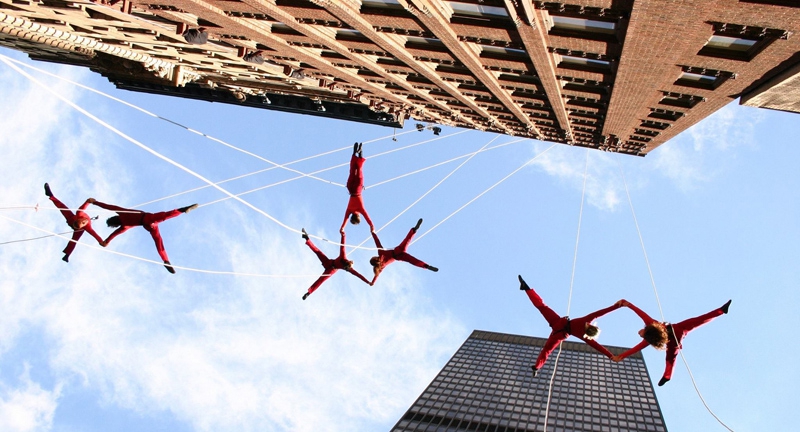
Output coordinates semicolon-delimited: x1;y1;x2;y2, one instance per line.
612;299;731;386
301;229;370;300
369;218;438;284
518;275;623;377
43;183;106;262
340;142;374;231
92;200;198;274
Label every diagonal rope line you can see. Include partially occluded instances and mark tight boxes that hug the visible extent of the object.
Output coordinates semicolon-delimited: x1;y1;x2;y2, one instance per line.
1;57;379;251
615;156;734;432
542;147;590;432
191;130;471;209
0;230;74;245
0;213;317;277
0;54;426;188
412;143;558;245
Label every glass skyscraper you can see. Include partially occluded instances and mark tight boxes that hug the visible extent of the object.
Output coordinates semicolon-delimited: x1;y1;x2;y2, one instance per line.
391;330;667;432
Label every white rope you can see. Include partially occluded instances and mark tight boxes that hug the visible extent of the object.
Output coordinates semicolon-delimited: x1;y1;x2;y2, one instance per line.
0;230;74;245
0;54;427;188
0;56;379;251
616;157;734;431
0;213;317;277
541;148;590;432
412;143;558;244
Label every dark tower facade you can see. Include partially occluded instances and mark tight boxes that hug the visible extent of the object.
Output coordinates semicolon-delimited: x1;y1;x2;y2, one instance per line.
392;330;667;432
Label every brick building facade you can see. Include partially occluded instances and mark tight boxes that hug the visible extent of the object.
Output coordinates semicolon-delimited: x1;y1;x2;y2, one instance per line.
1;0;798;155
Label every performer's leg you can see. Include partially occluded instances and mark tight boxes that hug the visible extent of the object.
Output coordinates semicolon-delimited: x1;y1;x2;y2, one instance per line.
397;227;416;252
305;239;329;265
303;273;332;300
533;333;567;372
146;209;182;225
395;252;427;269
48;195;76;221
147;227;170;262
525;287;561;327
673;307;724;336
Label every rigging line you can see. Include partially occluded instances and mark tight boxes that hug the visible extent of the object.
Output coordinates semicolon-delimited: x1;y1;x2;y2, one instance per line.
369;137;527;189
2;57;377;251
133;129;469;208
616;156;735;432
0;230;74;246
0;213;318;277
189;130;473;210
0;54;425;187
412;143;558;245
370;133;501;245
543;148;590;432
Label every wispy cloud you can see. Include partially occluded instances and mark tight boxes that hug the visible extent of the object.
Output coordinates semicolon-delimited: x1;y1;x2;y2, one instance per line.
0;57;464;432
651;103;765;190
0;366;60;432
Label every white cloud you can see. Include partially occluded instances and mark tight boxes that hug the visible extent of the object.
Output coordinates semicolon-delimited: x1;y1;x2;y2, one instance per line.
0;57;464;432
531;144;622;211
651;102;765;190
0;366;60;432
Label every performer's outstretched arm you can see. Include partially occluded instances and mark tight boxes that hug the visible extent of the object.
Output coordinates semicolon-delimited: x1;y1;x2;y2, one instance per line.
620;300;656;325
347;268;371;285
583;339;615;360
615;340;649;362
104;226;132;245
371;230;383;249
91;200;130;212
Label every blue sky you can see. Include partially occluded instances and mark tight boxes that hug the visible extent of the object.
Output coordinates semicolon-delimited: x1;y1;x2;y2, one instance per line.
0;47;798;432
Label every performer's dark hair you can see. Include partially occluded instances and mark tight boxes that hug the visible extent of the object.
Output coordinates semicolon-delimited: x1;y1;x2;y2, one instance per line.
106;216;121;228
350;213;361;225
642;322;669;350
584;325;600;339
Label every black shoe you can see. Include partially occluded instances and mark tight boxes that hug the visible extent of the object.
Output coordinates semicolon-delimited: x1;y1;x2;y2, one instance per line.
658;377;669;387
302;292;310;300
413;218;423;232
721;299;732;314
44;183;53;197
301;228;309;240
179;204;198;213
353;142;359;154
357;142;363;155
426;265;438;272
164;261;176;274
531;366;538;377
62;254;69;263
518;275;530;291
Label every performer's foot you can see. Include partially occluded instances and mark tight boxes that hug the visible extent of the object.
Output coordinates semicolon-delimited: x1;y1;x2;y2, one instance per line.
531;366;538;377
721;299;732;314
413;218;423;232
62;254;69;263
518;275;530;291
353;142;359;154
302;292;310;300
164;261;176;274
178;204;198;213
301;228;309;240
44;183;53;197
658;377;669;387
357;142;363;154
426;265;438;272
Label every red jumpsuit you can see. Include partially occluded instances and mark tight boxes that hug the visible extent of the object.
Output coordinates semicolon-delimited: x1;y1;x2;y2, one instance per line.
304;232;370;296
48;195;104;259
617;302;724;381
527;287;621;370
93;201;181;262
370;228;429;284
341;154;374;230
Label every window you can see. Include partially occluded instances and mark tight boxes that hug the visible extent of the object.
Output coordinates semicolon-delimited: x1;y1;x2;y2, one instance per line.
649;108;684;121
558;55;611;73
659;92;704;108
675;66;735;89
698;22;789;60
447;2;509;18
640;120;671;130
548;14;619;41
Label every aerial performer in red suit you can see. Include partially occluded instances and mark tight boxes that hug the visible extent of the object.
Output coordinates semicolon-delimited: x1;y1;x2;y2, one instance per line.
518;275;623;377
91;200;198;274
612;299;731;386
340;142;374;231
369;218;438;284
301;229;371;300
43;183;106;262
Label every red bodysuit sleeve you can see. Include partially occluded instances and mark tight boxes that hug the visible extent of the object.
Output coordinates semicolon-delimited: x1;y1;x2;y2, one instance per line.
83;224;104;244
92;200;130;212
78;200;91;212
104;226;132;245
625;302;656;325
371;230;383;249
361;209;374;230
583;303;622;322
617;339;650;361
347;268;371;285
583;338;614;359
339;232;346;259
